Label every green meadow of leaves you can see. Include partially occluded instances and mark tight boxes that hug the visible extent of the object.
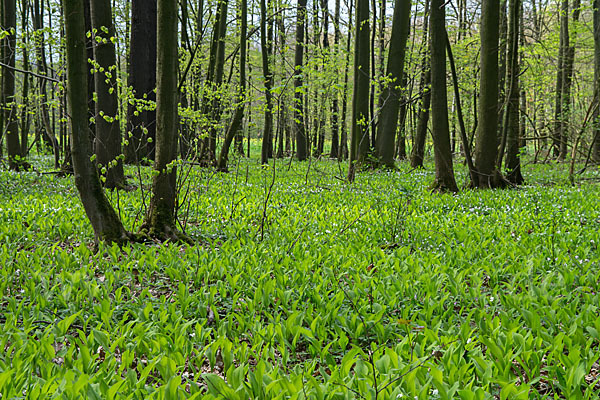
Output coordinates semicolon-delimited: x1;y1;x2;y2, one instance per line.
1;157;599;399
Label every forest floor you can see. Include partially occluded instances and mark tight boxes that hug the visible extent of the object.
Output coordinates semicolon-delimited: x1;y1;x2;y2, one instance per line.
1;153;599;399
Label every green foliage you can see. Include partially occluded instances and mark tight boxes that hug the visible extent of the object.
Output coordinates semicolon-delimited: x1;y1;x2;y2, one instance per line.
1;157;599;398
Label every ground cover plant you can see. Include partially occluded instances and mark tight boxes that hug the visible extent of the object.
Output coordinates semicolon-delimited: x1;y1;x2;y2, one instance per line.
1;156;599;399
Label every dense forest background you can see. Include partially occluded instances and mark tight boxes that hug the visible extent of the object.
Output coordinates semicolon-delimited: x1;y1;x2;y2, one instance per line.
1;0;599;184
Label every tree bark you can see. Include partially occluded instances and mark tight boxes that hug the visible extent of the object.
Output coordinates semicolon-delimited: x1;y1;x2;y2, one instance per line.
90;0;126;189
260;0;274;165
473;0;503;188
217;0;247;171
294;0;308;161
410;0;430;168
594;0;600;163
143;0;186;241
375;0;411;167
501;0;524;184
2;0;25;170
125;0;157;164
348;0;370;182
429;0;458;192
62;0;129;244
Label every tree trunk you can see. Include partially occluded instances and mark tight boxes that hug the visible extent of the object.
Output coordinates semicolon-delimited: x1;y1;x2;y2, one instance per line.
348;0;370;182
594;0;600;163
125;0;157;164
19;0;31;157
2;0;25;170
62;0;129;244
33;0;60;168
375;0;411;167
338;0;353;161
429;0;458;192
558;0;580;161
410;0;430;168
143;0;186;241
502;0;524;184
552;0;568;159
217;0;247;171
90;0;126;189
473;0;503;188
260;0;274;165
294;0;308;160
329;0;341;158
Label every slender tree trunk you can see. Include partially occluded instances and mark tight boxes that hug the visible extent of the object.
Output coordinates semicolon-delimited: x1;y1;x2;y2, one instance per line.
552;0;568;158
33;0;60;168
558;0;580;160
497;0;508;142
410;0;430;168
329;0;341;158
62;0;129;244
125;0;157;164
294;0;308;160
375;0;411;167
429;0;458;192
348;0;370;182
473;0;503;188
217;0;247;171
260;0;274;165
338;0;353;161
19;0;31;156
502;0;524;184
90;0;126;189
594;0;600;163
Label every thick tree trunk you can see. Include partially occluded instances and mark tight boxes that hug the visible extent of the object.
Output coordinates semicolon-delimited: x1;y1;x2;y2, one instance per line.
90;0;126;189
62;0;129;244
125;0;157;164
348;0;370;182
473;0;503;188
375;0;411;167
429;0;458;192
2;0;25;170
143;0;186;241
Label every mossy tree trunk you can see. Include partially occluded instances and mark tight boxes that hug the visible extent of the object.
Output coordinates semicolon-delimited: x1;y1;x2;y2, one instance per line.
62;0;129;244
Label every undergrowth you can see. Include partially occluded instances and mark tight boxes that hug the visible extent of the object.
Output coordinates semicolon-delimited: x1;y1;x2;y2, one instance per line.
1;155;599;399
